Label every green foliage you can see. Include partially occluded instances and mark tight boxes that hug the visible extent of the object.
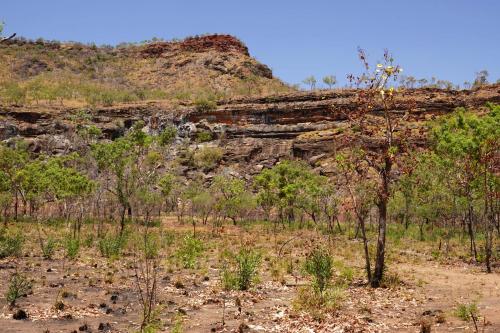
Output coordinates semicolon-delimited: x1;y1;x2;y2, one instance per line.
158;125;177;146
234;249;261;290
221;248;262;291
17;154;94;210
65;238;80;260
302;75;317;90
193;146;223;170
98;233;128;258
42;237;57;259
322;75;336;89
455;302;479;322
0;230;24;258
304;247;333;294
196;131;213;143
211;175;255;224
432;105;499;160
0;82;27;105
194;98;217;112
6;272;32;306
143;233;160;259
175;235;204;268
255;160;329;224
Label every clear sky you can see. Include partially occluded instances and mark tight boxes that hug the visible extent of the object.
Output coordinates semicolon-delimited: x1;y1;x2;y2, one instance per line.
2;0;499;88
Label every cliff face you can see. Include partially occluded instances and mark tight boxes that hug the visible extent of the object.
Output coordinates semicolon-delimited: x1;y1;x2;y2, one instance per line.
1;84;499;177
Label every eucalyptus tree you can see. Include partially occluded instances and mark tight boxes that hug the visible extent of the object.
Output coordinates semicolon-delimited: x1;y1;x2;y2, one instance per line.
346;49;405;287
431;105;499;272
302;76;317;90
322;75;337;89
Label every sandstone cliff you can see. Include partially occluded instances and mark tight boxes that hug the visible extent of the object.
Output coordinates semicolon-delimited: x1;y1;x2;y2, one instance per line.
1;84;499;178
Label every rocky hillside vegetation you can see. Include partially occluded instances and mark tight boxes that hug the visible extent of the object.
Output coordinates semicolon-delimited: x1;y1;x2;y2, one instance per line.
0;34;291;107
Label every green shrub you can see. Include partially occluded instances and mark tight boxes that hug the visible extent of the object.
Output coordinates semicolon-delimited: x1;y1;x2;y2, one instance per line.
65;238;80;260
304;247;333;295
143;233;160;259
194;98;217;112
455;302;479;322
5;272;32;306
42;237;57;259
98;233;127;258
0;230;23;258
196;131;213;143
194;146;223;170
221;249;261;291
158;125;177;146
175;235;203;268
235;249;261;290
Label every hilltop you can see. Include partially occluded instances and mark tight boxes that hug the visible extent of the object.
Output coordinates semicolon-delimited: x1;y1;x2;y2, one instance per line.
0;34;292;107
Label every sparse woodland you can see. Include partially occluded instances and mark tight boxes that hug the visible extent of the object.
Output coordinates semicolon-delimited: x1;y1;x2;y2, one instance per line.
0;33;499;333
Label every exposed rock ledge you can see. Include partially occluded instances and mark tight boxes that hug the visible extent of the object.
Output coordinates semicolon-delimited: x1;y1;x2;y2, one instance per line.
1;84;499;172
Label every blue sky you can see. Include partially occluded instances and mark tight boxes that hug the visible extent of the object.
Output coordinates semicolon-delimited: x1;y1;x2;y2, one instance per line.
2;0;499;88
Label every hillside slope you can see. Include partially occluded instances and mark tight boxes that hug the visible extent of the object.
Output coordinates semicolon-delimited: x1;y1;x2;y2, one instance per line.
0;34;292;107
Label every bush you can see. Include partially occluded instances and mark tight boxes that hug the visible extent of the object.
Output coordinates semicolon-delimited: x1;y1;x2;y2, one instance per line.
221;249;261;291
42;237;57;259
143;233;160;259
194;147;223;170
235;249;261;290
5;273;32;306
196;131;213;143
0;230;23;258
98;233;127;258
158;125;177;146
65;238;80;260
304;247;333;295
455;302;479;322
175;235;204;268
194;98;217;112
293;285;344;315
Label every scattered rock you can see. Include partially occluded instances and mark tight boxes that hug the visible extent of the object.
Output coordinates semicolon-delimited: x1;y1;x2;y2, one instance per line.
12;309;28;320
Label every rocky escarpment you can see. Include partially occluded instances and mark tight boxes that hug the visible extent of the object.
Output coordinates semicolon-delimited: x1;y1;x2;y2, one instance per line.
1;84;499;175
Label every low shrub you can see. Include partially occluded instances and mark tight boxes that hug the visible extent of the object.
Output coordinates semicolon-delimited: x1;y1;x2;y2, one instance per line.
196;131;213;143
304;247;333;295
98;233;127;258
175;235;204;268
455;302;479;322
5;272;32;306
42;237;57;259
65;238;80;260
221;248;261;291
0;230;23;258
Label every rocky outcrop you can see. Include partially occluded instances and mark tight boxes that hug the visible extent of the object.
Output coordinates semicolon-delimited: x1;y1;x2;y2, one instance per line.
1;84;499;174
140;35;250;57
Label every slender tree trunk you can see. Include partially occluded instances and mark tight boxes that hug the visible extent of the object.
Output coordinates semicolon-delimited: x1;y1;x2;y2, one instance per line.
358;214;372;282
120;205;126;235
371;155;391;288
467;203;478;261
14;191;18;221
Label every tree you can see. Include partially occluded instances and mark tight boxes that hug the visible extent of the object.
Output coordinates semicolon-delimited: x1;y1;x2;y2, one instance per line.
302;76;317;90
346;48;405;287
431;105;499;272
322;75;337;89
211;175;255;226
473;70;489;88
255;160;325;228
0;142;28;223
